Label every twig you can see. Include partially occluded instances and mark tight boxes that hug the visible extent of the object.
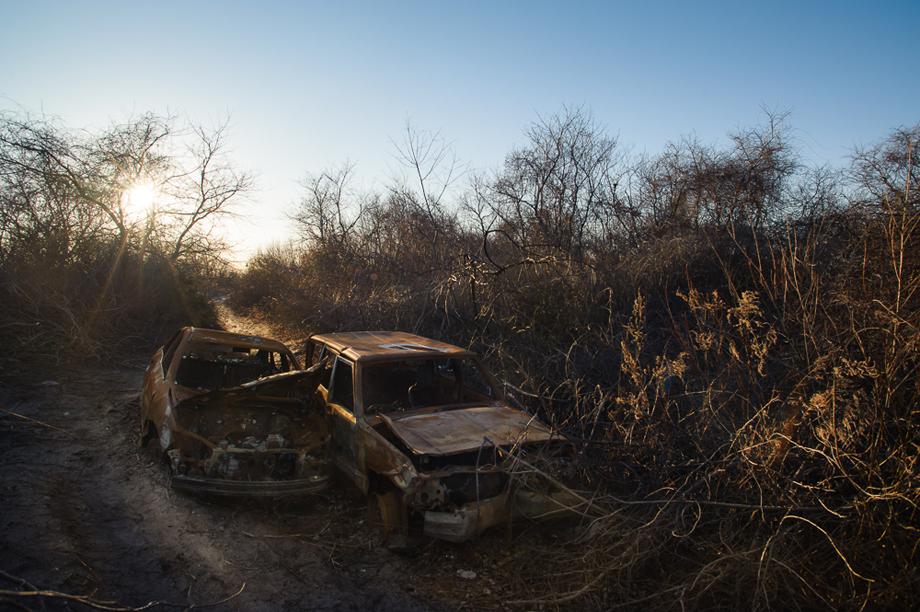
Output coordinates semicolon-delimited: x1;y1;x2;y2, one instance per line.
0;588;156;611
0;407;72;436
780;515;875;583
0;570;38;591
0;574;246;611
185;581;246;609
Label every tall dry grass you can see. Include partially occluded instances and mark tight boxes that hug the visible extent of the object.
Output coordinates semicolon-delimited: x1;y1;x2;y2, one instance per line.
233;113;917;609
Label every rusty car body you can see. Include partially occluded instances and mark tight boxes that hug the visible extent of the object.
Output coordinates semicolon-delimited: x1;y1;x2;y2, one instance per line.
140;327;330;497
305;331;575;542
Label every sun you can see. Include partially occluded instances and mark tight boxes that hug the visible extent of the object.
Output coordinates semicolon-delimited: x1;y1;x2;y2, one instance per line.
121;180;159;220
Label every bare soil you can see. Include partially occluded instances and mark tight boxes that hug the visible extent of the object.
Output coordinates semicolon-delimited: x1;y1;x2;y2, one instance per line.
0;310;553;611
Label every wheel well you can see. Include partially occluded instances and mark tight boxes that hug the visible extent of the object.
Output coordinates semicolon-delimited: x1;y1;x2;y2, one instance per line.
139;419;158;447
367;471;397;495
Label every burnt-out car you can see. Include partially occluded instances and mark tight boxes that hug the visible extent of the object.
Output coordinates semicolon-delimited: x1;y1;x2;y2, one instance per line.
306;331;575;542
140;327;330;497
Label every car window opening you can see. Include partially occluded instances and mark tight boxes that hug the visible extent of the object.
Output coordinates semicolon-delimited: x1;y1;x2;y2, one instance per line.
161;330;183;373
175;347;291;390
363;357;494;414
315;347;334;389
329;358;354;412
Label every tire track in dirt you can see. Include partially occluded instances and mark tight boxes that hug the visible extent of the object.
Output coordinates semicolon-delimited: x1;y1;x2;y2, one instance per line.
0;305;533;610
0;358;436;610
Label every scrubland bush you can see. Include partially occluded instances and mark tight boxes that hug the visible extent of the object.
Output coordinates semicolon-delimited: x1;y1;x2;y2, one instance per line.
0;113;248;374
234;111;917;609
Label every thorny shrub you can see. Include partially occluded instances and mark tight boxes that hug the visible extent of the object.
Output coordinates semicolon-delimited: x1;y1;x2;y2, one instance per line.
0;112;245;375
234;112;917;610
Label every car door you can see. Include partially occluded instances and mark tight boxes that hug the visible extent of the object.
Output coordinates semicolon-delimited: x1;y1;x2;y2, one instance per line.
323;356;365;490
142;330;182;441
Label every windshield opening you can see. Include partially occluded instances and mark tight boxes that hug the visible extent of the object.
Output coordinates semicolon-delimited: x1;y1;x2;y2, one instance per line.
362;357;495;415
175;345;292;390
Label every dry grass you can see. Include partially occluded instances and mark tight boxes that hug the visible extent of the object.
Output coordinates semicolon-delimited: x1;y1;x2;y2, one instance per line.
0;112;233;374
5;106;913;609
231;115;918;610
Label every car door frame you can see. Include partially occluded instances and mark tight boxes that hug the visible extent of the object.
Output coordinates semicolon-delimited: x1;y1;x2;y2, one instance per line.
319;353;366;491
142;329;184;444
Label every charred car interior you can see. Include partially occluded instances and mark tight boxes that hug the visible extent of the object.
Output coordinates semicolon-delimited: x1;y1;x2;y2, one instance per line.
140;327;330;497
175;345;293;390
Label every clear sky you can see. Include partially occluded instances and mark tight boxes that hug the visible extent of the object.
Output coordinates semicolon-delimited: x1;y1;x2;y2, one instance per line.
2;0;918;261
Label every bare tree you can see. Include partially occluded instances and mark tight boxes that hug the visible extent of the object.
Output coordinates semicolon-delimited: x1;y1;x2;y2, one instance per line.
476;107;627;266
160;121;253;263
0;111;253;355
293;163;356;247
630;111;796;232
390;121;463;220
0;112;172;249
851;123;920;212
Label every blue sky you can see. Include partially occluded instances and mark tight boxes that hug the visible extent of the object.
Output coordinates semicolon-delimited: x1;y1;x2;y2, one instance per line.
2;0;918;259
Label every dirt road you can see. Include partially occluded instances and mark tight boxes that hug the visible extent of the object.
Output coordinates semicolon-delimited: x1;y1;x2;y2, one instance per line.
0;317;536;610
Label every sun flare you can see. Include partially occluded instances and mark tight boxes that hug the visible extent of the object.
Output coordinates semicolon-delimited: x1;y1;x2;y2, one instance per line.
121;180;158;220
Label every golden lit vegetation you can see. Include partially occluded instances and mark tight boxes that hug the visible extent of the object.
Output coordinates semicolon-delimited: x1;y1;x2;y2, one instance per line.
1;107;915;608
233;111;918;609
0;113;249;366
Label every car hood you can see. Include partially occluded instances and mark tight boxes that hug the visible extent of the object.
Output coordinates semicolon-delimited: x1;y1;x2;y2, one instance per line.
381;404;555;456
175;369;320;408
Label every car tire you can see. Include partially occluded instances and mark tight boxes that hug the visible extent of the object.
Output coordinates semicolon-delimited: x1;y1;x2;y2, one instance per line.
139;419;156;449
368;488;410;550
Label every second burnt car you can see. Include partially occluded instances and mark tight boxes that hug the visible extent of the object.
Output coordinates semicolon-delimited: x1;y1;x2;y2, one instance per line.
140;327;330;497
306;331;576;543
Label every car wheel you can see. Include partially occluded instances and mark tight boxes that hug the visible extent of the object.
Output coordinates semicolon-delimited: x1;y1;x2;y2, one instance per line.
139;419;156;449
368;488;410;549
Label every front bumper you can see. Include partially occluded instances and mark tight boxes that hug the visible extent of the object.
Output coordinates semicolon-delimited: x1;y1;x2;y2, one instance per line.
171;472;331;498
422;487;577;542
423;492;510;542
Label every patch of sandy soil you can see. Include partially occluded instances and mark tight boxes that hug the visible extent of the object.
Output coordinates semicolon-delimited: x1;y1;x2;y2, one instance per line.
0;309;555;610
214;302;295;346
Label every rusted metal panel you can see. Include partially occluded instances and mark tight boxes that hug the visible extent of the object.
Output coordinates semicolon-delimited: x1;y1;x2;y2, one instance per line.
420;486;580;541
381;405;555;456
360;423;418;490
423;492;511;542
171;472;331;498
305;330;578;542
140;327;330;499
183;327;293;354
143;327;577;538
309;331;475;363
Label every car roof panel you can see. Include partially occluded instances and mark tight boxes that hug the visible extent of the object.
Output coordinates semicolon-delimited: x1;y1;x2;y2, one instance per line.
310;331;474;362
184;327;290;352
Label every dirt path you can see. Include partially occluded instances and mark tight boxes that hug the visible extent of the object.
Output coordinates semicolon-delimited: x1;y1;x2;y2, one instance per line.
0;311;532;611
214;301;294;346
